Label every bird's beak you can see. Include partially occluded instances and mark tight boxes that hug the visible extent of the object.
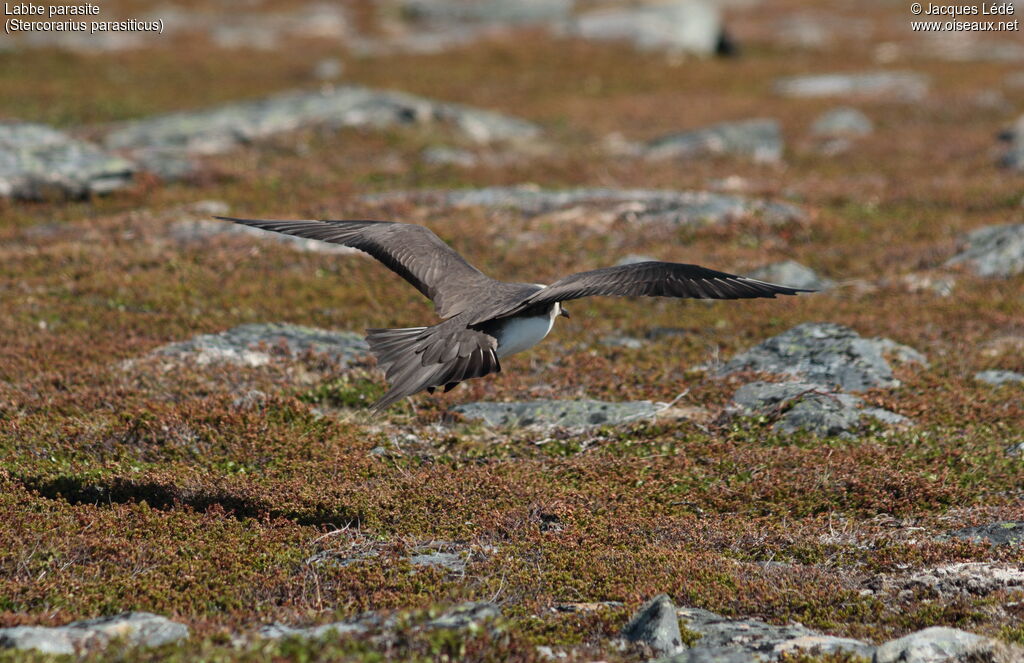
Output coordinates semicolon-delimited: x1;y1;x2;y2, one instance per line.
559;307;570;319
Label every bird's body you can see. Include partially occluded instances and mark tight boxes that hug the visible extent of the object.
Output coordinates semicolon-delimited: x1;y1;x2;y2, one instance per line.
485;301;563;359
217;216;812;411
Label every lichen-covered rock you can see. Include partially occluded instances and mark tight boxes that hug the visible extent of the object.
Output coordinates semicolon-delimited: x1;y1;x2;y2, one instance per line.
731;381;911;437
621;594;684;657
451;399;660;429
746;260;835;291
0;122;134;200
653;606;873;662
0;613;188;655
364;186;805;227
644;119;783;164
873;627;996;663
947;521;1024;546
566;0;726;56
870;562;1024;598
104;86;540;158
774;71;929;100
719;323;927;392
945;223;1024;277
151;323;368;368
975;370;1024;385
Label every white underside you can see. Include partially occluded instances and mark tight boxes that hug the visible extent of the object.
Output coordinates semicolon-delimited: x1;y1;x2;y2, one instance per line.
495;313;556;358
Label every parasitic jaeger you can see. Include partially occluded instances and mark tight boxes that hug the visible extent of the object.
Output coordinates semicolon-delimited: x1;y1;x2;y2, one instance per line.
218;216;812;411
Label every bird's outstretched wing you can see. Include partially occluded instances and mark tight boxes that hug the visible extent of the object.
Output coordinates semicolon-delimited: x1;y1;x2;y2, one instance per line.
217;217;493;318
508;261;812;312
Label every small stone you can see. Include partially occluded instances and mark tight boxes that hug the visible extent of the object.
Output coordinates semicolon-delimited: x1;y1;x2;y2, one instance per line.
645;119;783;164
746;260;835;291
408;552;466;573
975;370;1024;386
774;71;929;100
421;146;478;167
621;594;684;657
811;107;873;137
312;58;344;81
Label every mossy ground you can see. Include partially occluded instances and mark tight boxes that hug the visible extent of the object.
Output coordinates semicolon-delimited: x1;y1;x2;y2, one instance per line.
1;1;1023;660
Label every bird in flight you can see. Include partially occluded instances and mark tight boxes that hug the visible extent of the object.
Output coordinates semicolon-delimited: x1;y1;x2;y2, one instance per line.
218;217;812;411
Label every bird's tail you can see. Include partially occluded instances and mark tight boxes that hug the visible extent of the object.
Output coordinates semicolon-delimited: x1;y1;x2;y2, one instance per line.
365;326;429;412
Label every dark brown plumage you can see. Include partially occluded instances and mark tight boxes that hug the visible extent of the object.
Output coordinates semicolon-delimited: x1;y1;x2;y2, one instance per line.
218;216;813;411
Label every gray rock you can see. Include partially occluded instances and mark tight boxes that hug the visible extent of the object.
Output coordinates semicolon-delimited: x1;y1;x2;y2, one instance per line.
169;218;361;255
0;613;188;654
746;260;835;290
622;594;684;657
0;122;134;200
731;381;910;437
452;399;660;429
103;86;540;159
811;108;873;137
567;1;725;56
260;613;380;640
945;224;1024;277
426;602;501;630
421;146;478;167
947;522;1024;546
873;562;1024;598
774;71;929;100
644;119;783;164
401;0;573;26
364;186;805;227
152;323;368;368
975;370;1024;385
653;606;873;662
720;323;927;392
408;552;466;573
602;335;645;350
873;627;991;663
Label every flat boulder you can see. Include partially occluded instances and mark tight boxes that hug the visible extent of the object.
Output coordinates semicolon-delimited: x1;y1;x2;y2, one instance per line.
0;613;188;655
945;223;1024;277
873;627;1012;663
746;260;835;291
644;119;783;164
451;399;660;429
566;0;726;56
730;381;911;438
103;86;540;160
364;186;805;227
719;323;927;392
0;122;134;200
774;71;929;101
151;323;368;368
946;521;1024;547
653;606;873;662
